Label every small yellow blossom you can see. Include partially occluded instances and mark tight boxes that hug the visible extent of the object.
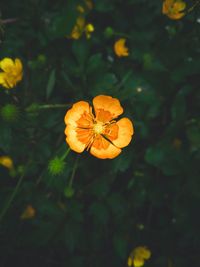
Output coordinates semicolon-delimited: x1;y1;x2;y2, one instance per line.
127;246;151;267
114;38;129;57
77;5;85;13
162;0;186;20
20;205;36;220
70;16;94;40
85;0;93;10
128;257;133;267
0;58;23;89
70;17;85;40
77;0;93;13
85;23;95;39
0;156;14;169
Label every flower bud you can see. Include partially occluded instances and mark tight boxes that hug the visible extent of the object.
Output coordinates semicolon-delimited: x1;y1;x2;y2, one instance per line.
48;157;65;176
1;104;19;122
64;186;75;198
104;27;114;38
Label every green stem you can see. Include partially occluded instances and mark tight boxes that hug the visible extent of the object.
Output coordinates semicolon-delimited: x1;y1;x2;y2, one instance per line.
115;70;133;91
0;174;25;223
61;147;71;161
187;0;200;12
38;104;70;109
68;156;79;187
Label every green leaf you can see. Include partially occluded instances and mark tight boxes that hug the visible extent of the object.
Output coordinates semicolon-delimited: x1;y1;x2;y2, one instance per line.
0;125;12;152
89;202;109;225
72;40;90;66
46;69;56;99
113;235;127;259
171;94;186;122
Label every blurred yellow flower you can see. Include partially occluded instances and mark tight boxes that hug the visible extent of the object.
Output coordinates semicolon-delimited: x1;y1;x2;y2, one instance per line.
127;246;151;267
70;16;94;40
70;17;85;40
162;0;186;20
85;0;93;10
114;38;129;57
77;5;85;13
85;23;94;39
0;156;14;169
0;58;23;89
20;205;36;220
77;0;93;13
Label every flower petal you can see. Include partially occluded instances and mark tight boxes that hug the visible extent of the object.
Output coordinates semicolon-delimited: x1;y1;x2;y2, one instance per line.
90;136;121;159
133;257;144;267
168;12;185;19
0;58;14;72
15;58;23;72
114;38;129;57
0;73;9;88
162;0;174;14
64;101;91;127
93;95;123;121
65;125;86;153
174;1;186;11
112;118;134;148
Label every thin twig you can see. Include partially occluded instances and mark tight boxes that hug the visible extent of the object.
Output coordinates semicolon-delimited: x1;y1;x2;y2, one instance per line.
1;18;19;24
0;174;25;223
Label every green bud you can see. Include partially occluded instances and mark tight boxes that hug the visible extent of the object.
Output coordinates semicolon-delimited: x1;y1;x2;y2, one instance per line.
27;60;39;70
1;104;20;122
37;54;46;64
17;165;26;175
104;27;114;38
64;186;75;198
48;157;65;176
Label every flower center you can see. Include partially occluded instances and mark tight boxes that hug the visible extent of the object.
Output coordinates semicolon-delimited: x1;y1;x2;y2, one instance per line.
93;121;104;134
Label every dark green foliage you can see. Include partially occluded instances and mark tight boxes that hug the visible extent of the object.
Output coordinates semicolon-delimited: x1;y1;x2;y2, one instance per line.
0;0;200;266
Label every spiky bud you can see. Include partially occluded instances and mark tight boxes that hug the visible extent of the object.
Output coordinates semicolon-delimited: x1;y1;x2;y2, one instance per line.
48;157;65;176
1;104;19;122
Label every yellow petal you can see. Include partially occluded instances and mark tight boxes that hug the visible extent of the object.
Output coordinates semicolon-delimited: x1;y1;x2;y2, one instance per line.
15;58;23;72
112;118;134;148
0;73;9;88
162;0;174;14
174;1;186;12
167;12;185;19
65;125;86;153
127;257;133;266
0;156;14;169
93;95;123;121
20;205;36;220
64;101;91;127
0;58;14;72
90;137;121;159
133;257;144;267
114;38;129;57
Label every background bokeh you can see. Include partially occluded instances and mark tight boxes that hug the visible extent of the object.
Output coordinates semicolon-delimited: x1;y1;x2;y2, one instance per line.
0;0;200;266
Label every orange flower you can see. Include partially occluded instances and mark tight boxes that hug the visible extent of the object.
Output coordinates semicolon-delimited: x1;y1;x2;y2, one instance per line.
20;205;36;220
64;95;134;159
162;0;186;20
114;38;129;57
